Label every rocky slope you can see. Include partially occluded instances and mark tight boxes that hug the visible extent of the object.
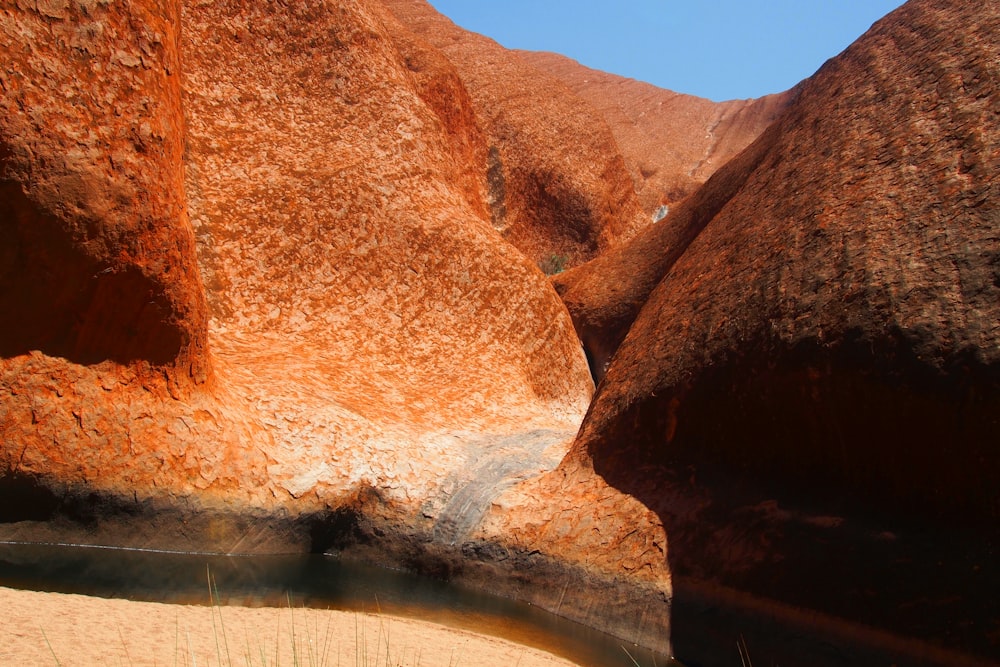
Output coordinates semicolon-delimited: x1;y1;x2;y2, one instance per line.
556;0;1000;662
0;0;673;652
2;0;998;664
520;50;791;214
379;0;648;270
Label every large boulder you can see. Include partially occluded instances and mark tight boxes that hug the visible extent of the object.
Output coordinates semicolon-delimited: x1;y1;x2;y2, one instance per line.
578;0;1000;519
0;0;677;647
561;0;1000;662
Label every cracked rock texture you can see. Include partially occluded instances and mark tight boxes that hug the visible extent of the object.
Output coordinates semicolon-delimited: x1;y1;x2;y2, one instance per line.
0;0;676;648
0;0;602;574
2;0;999;664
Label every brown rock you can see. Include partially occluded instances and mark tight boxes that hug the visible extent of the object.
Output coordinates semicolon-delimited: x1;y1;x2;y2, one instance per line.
578;0;1000;519
5;0;997;663
379;0;647;270
566;0;1000;661
520;50;791;214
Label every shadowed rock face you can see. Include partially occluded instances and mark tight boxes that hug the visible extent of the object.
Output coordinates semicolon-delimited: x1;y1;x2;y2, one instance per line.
379;0;647;270
0;0;209;385
564;0;1000;662
520;51;792;215
577;0;1000;518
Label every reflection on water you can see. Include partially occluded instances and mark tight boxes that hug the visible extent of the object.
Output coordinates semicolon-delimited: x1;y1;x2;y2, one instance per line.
0;541;676;667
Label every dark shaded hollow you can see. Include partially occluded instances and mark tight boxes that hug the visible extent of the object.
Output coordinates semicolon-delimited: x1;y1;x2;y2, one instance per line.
0;179;183;366
587;339;1000;665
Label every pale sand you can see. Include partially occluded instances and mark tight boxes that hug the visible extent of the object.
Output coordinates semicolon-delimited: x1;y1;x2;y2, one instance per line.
0;586;581;667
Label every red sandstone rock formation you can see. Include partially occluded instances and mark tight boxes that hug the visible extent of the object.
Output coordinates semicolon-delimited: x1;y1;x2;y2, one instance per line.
379;0;647;270
3;0;999;663
0;0;209;390
555;0;1000;662
1;0;676;647
574;0;1000;518
520;50;791;214
0;0;595;553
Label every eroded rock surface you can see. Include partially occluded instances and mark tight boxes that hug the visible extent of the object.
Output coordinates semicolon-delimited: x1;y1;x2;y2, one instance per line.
0;0;209;386
566;0;1000;662
0;0;600;583
521;50;791;215
554;128;783;379
578;0;1000;520
379;0;647;270
2;0;999;664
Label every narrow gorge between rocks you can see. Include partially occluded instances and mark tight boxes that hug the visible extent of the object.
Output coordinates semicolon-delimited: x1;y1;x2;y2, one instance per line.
1;0;998;665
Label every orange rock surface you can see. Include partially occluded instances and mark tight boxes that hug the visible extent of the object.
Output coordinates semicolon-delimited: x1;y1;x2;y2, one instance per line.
379;0;647;270
520;51;791;214
2;0;999;663
0;0;209;389
1;0;595;550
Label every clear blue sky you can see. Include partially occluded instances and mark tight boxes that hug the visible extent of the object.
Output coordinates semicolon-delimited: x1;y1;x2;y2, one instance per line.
425;1;908;102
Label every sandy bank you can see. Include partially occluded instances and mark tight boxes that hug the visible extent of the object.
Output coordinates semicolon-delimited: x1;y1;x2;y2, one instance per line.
0;586;580;666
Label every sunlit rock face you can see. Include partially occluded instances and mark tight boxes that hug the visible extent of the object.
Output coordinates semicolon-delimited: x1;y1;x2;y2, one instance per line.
520;50;792;215
0;0;233;511
0;0;595;552
562;0;1000;662
2;0;999;663
379;0;648;271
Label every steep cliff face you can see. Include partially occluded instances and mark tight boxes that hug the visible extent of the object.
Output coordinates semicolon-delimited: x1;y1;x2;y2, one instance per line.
563;0;1000;661
0;0;595;552
181;0;595;500
379;0;647;270
0;0;209;387
520;51;791;214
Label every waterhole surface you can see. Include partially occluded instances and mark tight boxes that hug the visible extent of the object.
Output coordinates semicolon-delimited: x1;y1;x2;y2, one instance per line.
0;541;676;667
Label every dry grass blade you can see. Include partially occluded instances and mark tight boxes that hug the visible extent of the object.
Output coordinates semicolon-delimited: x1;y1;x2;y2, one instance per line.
737;634;753;667
40;627;61;667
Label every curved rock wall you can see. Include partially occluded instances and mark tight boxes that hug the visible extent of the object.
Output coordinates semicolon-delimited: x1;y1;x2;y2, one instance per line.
0;0;209;385
380;0;647;270
566;0;1000;662
3;0;999;663
577;0;1000;518
1;0;595;538
521;50;791;214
